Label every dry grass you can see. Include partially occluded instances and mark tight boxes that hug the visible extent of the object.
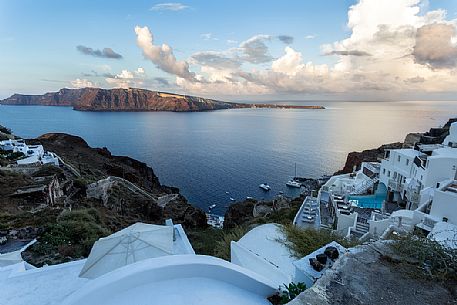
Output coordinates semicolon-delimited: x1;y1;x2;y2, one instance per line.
390;232;457;282
280;224;359;258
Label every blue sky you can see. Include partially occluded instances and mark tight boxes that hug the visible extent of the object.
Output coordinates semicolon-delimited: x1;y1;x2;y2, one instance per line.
1;0;457;100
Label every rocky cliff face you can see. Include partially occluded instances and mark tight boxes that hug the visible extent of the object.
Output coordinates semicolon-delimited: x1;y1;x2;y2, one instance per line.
1;87;325;112
35;133;207;228
1;88;84;106
334;143;403;175
335;118;457;175
0;88;244;112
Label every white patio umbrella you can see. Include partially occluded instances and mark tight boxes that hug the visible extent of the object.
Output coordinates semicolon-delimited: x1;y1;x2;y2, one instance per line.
79;222;174;279
0;250;23;267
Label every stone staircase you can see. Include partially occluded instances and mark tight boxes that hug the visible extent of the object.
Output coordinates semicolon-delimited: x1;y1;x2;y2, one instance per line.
351;178;378;195
355;222;370;234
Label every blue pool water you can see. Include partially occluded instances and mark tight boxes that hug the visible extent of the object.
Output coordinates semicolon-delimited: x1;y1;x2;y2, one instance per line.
348;183;387;209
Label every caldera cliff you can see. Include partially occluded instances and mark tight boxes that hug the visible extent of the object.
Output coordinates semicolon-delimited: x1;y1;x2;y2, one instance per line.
1;88;325;112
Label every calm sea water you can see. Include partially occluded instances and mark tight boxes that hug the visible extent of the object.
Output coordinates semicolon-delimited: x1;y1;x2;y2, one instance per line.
1;101;456;214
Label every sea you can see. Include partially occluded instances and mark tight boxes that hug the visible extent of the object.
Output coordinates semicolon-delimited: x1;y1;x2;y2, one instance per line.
1;100;456;215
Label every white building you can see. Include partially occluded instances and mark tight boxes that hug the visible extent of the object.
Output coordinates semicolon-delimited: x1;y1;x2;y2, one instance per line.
379;122;457;209
429;180;457;225
0;139;59;166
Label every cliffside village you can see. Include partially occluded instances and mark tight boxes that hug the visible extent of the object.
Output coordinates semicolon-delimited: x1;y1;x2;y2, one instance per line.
294;120;457;249
0;138;63;208
0;121;456;305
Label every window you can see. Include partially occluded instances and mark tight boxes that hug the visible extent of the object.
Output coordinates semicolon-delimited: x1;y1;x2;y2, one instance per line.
383;168;386;175
406;159;409;166
393;172;397;179
388;171;391;177
397;155;401;162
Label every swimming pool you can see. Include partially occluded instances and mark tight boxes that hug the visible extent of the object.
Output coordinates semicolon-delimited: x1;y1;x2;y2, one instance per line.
347;183;387;209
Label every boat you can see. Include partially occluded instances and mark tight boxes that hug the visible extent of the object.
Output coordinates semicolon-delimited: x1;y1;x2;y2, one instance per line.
259;183;271;191
208;204;216;210
279;191;284;195
246;196;253;200
286;163;301;188
225;191;230;194
286;180;301;188
230;197;235;201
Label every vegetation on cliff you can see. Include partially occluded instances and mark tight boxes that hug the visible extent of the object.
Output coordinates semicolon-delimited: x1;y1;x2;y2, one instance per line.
0;129;207;266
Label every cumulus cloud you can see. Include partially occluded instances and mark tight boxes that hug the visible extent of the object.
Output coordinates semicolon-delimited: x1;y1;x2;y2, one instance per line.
70;78;95;88
238;35;273;63
404;76;425;83
325;50;371;56
150;3;189;11
191;51;242;70
305;35;316;39
76;45;123;59
413;23;457;68
200;33;218;41
104;67;170;89
135;26;196;81
278;35;294;44
147;0;457;98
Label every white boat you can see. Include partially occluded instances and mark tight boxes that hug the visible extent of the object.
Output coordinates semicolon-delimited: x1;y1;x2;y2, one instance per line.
259;183;271;191
208;204;216;210
230;197;235;201
246;196;253;200
286;180;301;188
286;163;301;188
225;191;230;194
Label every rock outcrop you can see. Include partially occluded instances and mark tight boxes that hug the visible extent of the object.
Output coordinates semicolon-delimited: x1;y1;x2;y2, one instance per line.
334;143;403;175
1;88;325;112
335;118;457;175
34;133;207;229
288;241;456;305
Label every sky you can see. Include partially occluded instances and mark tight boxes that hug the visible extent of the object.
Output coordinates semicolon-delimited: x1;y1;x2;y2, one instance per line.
0;0;457;101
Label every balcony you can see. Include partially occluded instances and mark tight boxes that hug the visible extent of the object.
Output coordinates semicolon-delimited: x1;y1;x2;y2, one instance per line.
388;179;401;192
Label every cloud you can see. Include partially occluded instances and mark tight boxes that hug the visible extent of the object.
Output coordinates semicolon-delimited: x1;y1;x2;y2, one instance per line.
404;76;425;84
413;23;457;68
304;35;316;39
238;35;273;64
70;78;95;88
105;67;170;89
277;35;294;44
191;51;242;70
156;1;457;99
325;50;371;56
150;3;189;11
76;45;123;59
201;33;218;41
135;26;196;80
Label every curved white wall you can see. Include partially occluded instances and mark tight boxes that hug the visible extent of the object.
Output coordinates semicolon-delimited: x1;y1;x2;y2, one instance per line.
62;255;276;305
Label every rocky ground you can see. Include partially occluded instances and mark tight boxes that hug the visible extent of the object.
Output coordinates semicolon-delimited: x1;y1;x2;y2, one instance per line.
289;241;457;305
0;130;207;266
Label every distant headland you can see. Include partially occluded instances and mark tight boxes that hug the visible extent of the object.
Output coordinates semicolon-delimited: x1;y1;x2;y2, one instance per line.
0;88;325;112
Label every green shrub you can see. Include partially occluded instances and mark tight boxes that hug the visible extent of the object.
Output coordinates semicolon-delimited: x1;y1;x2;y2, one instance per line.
280;224;359;258
29;208;110;264
280;282;307;304
32;164;64;178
